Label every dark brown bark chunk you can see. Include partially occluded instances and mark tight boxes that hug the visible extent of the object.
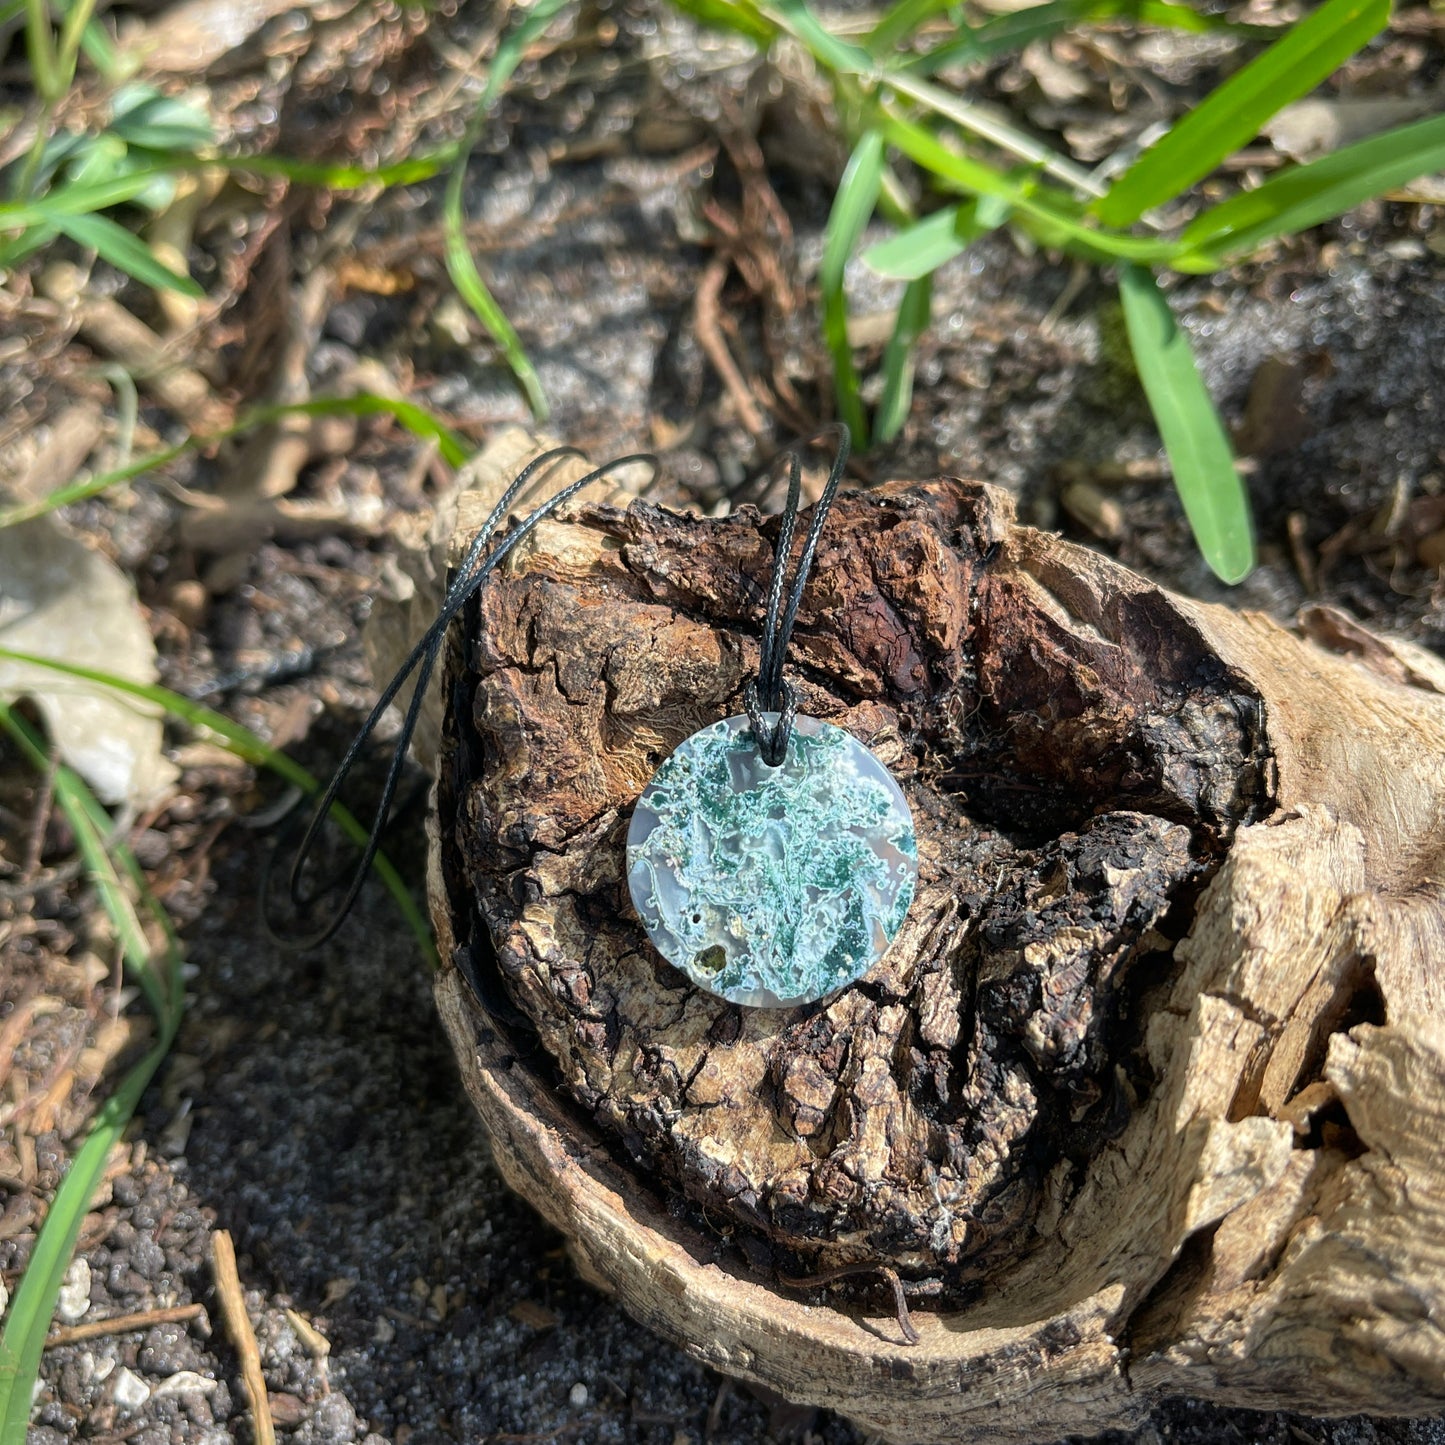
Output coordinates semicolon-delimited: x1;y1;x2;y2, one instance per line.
449;480;1272;1297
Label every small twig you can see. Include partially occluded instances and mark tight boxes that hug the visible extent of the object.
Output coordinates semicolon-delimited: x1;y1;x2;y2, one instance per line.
20;747;58;884
5;401;105;508
0;992;41;1097
705;1377;731;1441
882;73;1110;204
778;1263;921;1346
1287;511;1318;596
46;1302;206;1348
1041;258;1090;337
36;264;229;431
381;1305;440;1332
0;857;87;902
482;1423;596;1445
694;257;767;438
211;1229;276;1445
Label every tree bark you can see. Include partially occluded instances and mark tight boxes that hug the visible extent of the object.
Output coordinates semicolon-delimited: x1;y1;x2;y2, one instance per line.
410;430;1445;1444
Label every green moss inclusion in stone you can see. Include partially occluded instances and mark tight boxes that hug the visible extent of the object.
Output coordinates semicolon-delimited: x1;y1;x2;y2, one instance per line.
626;714;918;1008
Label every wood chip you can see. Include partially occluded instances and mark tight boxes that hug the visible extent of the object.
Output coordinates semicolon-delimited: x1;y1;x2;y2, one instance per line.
116;0;318;71
508;1300;560;1330
1060;479;1124;540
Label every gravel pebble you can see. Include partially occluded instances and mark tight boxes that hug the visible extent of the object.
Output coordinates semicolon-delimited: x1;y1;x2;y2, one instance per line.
55;1258;91;1323
112;1365;151;1411
130;1233;166;1279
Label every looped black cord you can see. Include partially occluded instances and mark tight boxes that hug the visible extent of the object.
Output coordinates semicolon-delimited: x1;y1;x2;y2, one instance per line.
263;446;658;950
744;425;850;766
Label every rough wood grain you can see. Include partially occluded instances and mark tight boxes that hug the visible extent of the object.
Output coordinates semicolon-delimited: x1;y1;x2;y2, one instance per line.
417;431;1445;1442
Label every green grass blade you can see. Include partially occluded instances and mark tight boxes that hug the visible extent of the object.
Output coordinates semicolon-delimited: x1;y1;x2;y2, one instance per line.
0;170;162;226
0;221;58;271
0;705;178;1022
863;205;967;279
23;0;59;105
442;153;548;420
200;148;454;188
0;1035;175;1442
875;273;931;442
482;0;574;109
911;0;1082;72
1176;111;1445;265
821;128;885;447
285;395;469;467
108;88;214;151
862;194;1009;279
0;393;470;529
0;701;184;1445
770;0;874;74
53;0;94;87
748;0;1101;197
879;113;1178;262
665;0;776;44
1125;0;1270;37
67;788;170;1020
50;210;203;296
866;0;958;55
1117;264;1253;583
0;148;455;223
0;647;437;963
77;15;120;79
430;0;579;423
52;0;97;84
1095;0;1390;226
911;0;1265;76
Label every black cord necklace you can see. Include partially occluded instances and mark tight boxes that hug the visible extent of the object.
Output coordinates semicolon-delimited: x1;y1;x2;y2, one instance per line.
626;427;917;1008
742;429;850;766
268;430;917;1012
263;446;656;951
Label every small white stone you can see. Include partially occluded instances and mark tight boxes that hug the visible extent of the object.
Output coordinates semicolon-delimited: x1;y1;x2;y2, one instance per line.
112;1365;151;1411
92;1355;116;1383
153;1370;219;1399
568;1382;589;1408
55;1258;91;1323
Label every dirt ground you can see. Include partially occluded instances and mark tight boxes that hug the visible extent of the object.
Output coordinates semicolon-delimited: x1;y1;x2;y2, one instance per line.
2;0;1444;1440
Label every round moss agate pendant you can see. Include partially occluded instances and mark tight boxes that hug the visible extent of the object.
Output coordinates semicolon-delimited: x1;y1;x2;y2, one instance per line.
626;714;918;1008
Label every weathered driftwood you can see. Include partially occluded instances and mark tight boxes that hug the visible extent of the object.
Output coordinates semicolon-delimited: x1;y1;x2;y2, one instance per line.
407;431;1445;1444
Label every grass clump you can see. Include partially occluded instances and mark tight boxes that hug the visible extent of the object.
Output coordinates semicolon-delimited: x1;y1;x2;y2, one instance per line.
2;0;566;414
0;651;434;1442
669;0;1445;582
